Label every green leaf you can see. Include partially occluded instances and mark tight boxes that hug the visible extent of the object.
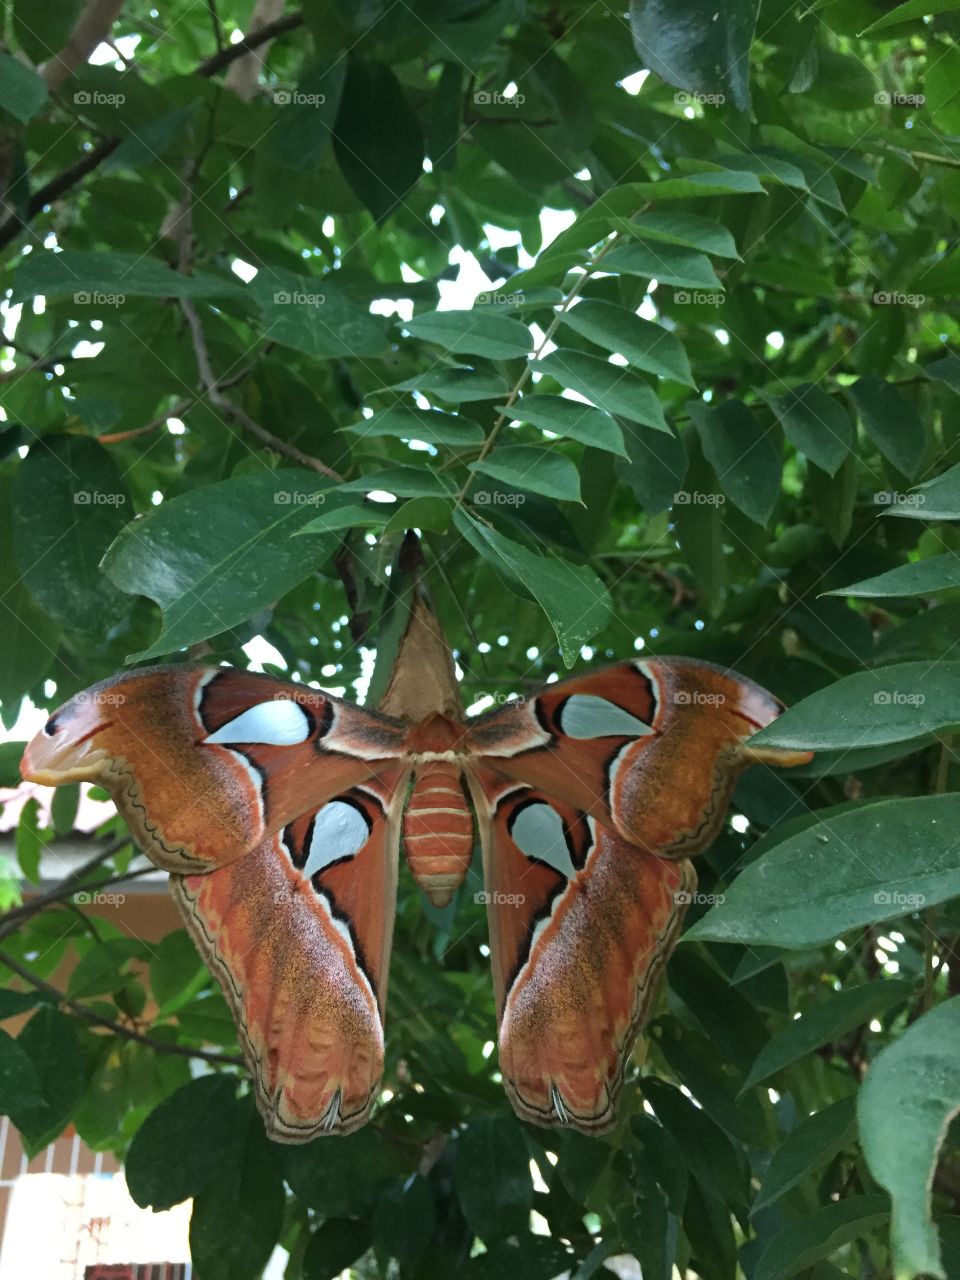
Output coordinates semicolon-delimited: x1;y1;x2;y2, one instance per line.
603;241;722;289
272;59;347;165
753;1195;890;1280
455;1113;533;1242
389;367;510;402
629;0;760;111
502;394;627;457
742;981;912;1090
862;0;960;32
126;1075;240;1210
303;1218;373;1280
685;793;960;948
884;462;960;522
561;301;694;386
68;938;142;1000
927;45;960;133
825;554;960;598
50;784;80;836
150;930;207;1017
16;797;44;884
283;1128;401;1217
405;309;533;359
339;467;456;500
296;503;391;535
859;997;960;1279
623;212;739;258
0;744;26;789
13;435;132;636
13;0;82;63
749;660;960;752
0;742;24;788
619;421;688;514
102;470;336;661
850;378;925;480
642;1079;747;1208
251;269;389;359
760;385;853;476
0;1027;46;1117
11;251;241;302
189;1095;285;1280
372;1176;436;1268
534;350;669;432
333;56;424;222
0;990;51;1020
0;52;48;122
381;496;452;535
755;1096;858;1211
14;1007;87;1146
470;445;583;502
691;399;781;525
340;405;484;446
453;508;611;666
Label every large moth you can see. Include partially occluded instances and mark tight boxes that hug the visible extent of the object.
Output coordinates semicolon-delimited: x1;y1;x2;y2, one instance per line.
21;591;810;1141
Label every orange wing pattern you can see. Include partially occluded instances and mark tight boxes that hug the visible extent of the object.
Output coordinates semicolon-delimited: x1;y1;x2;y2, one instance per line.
467;771;694;1130
467;658;810;856
21;665;406;873
173;768;408;1140
465;658;811;1132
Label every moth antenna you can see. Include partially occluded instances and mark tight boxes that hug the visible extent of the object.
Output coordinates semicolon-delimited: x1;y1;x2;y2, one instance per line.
551;1084;569;1126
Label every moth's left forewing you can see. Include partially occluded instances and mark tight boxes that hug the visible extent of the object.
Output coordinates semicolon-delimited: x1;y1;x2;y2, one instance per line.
467;768;693;1133
172;765;409;1141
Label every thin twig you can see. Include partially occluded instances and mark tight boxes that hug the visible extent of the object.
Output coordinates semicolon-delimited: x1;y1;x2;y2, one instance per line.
179;297;343;479
0;835;133;940
98;397;194;445
0;11;305;251
0;947;245;1066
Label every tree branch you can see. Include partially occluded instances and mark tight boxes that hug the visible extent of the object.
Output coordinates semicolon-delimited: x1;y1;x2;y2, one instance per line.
0;947;245;1066
0;835;133;942
0;11;305;252
179;297;343;479
223;0;287;100
41;0;126;93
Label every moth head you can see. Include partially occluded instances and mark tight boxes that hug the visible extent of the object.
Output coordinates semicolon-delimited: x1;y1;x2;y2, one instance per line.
21;687;119;785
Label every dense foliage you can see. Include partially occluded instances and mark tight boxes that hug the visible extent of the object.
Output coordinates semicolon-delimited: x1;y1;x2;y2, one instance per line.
3;0;960;1276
